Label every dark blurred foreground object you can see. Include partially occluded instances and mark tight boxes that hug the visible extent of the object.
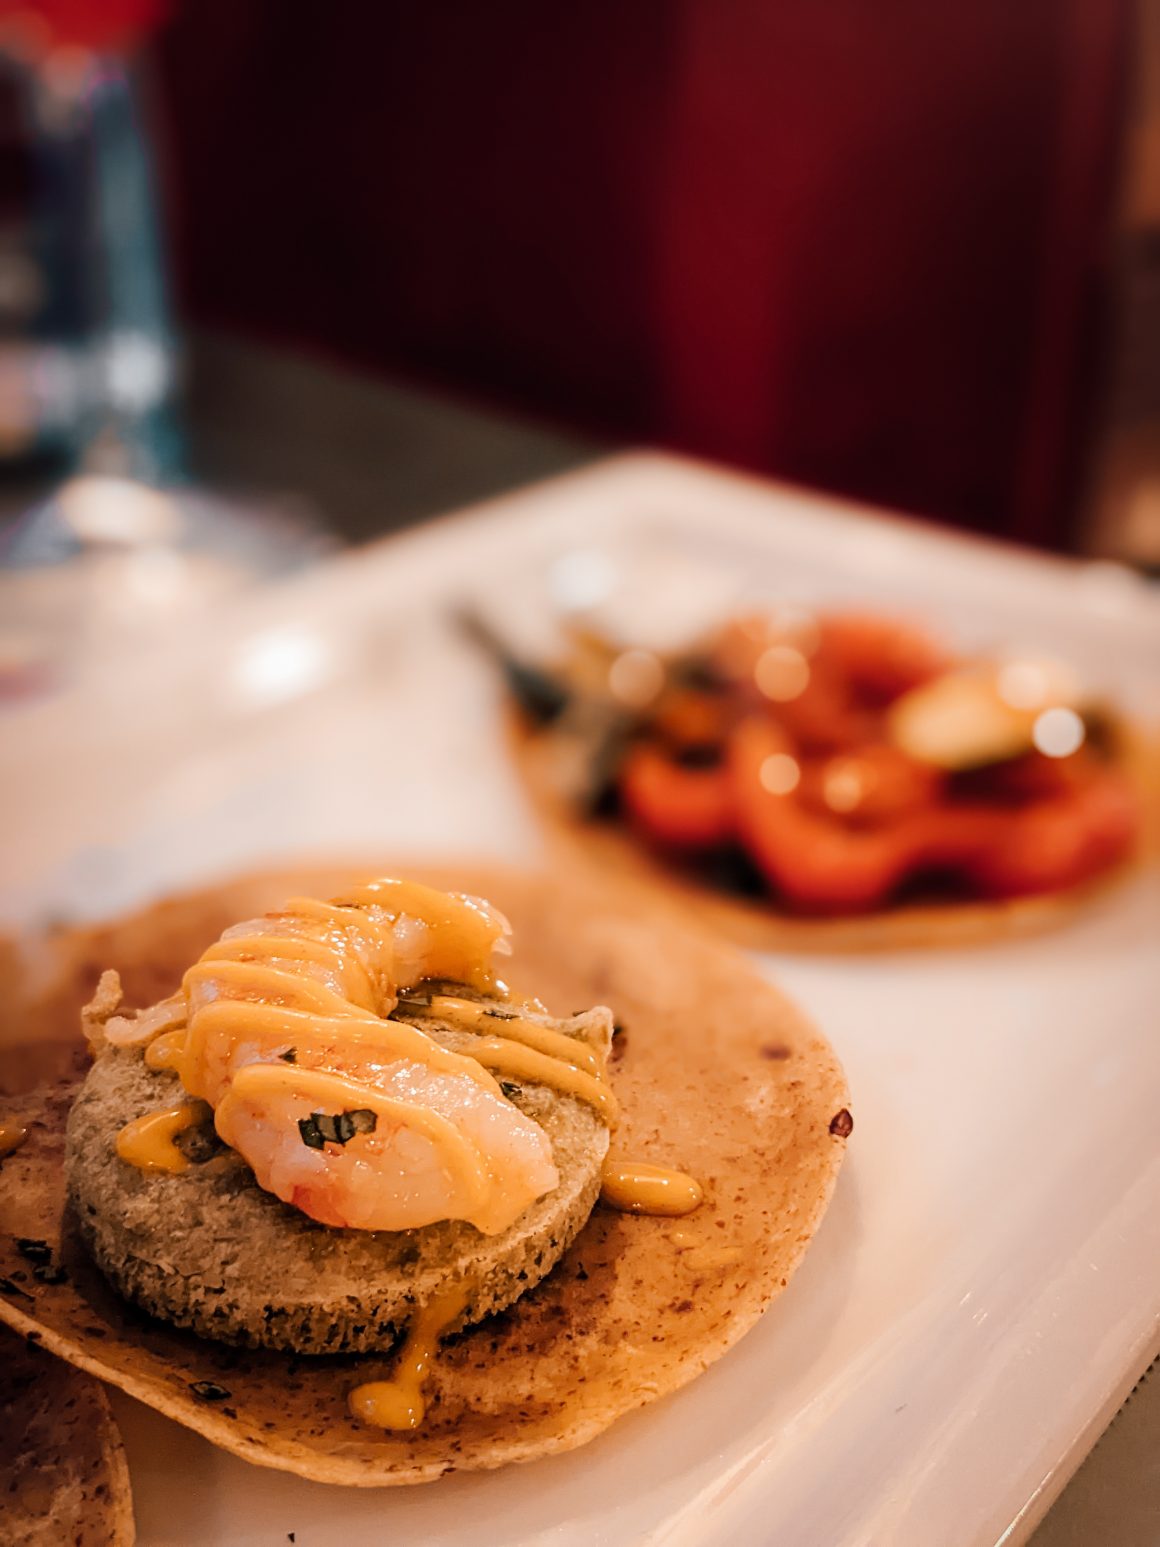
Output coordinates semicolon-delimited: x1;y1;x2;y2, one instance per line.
153;0;1129;549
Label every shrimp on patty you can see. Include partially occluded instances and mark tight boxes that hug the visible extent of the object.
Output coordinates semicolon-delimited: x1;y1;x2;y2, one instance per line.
109;880;563;1235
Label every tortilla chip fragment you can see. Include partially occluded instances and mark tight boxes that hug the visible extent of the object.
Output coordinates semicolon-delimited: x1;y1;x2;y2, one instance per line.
0;1324;134;1546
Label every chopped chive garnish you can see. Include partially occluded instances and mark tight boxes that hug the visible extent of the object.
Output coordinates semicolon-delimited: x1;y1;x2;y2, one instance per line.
298;1108;378;1149
499;1081;522;1101
279;1048;297;1063
15;1238;52;1265
190;1381;231;1402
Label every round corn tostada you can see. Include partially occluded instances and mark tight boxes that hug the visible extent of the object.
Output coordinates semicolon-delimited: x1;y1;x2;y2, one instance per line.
511;713;1159;953
0;863;851;1487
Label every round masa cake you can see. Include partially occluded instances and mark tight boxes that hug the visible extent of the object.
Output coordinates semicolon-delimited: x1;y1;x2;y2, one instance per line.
66;1000;611;1354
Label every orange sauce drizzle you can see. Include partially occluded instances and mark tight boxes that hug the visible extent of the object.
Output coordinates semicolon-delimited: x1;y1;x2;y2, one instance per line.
457;1035;617;1123
114;1103;204;1173
0;1122;29;1159
144;1027;186;1072
119;882;618;1178
347;1282;470;1430
599;1159;703;1217
408;994;604;1076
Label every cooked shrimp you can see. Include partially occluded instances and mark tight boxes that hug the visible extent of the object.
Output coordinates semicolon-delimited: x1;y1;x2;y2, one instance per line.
122;880;569;1235
214;1058;558;1234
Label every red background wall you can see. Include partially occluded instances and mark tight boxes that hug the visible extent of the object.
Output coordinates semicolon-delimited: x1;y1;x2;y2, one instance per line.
153;0;1130;547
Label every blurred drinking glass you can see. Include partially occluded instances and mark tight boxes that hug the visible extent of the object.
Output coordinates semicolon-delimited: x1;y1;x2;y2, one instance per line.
0;4;330;697
0;0;177;477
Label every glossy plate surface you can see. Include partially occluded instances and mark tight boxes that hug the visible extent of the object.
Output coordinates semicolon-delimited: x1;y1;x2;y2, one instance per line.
2;453;1158;1547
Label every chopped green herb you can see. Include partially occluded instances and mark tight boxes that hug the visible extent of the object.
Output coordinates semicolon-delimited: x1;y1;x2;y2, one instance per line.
499;1081;522;1101
15;1238;52;1265
484;1007;516;1021
298;1116;324;1149
279;1047;297;1063
298;1108;378;1149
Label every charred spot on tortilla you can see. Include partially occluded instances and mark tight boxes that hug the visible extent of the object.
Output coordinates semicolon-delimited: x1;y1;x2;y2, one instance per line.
190;1381;232;1403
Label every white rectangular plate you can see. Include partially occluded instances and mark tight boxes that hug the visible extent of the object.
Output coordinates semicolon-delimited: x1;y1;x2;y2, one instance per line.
3;453;1158;1547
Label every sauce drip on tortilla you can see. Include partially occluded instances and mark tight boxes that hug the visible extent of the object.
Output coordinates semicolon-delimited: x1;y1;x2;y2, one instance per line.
599;1160;703;1216
347;1281;470;1430
344;1155;705;1431
0;1122;28;1158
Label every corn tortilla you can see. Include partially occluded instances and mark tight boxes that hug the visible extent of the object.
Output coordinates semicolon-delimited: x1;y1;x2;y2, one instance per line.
512;714;1159;952
0;864;849;1486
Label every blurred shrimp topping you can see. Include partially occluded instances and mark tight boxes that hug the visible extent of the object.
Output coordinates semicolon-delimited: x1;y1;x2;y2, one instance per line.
476;610;1140;912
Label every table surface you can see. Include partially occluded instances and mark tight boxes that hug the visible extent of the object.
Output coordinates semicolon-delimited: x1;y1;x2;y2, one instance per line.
2;346;1157;1542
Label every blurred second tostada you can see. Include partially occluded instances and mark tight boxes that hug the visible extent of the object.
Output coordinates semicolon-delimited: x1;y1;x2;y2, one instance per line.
475;608;1152;949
